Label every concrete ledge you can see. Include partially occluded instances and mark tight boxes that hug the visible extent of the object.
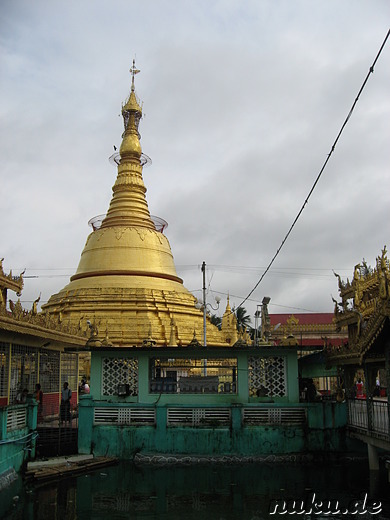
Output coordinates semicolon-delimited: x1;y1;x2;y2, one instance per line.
0;468;18;491
349;430;390;451
25;456;118;483
134;453;314;465
27;454;93;470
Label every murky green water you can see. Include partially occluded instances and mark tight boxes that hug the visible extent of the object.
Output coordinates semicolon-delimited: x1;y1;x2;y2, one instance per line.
1;459;390;519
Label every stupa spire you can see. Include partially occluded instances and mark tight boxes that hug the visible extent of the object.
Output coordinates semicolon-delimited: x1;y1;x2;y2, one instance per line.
221;295;238;345
101;60;154;230
130;59;140;92
43;64;227;347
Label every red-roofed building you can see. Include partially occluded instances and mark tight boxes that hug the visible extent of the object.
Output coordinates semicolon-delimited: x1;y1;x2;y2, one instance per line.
265;312;347;398
269;313;347;350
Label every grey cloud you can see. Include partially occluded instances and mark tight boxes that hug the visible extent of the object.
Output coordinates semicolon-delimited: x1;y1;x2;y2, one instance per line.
1;0;389;320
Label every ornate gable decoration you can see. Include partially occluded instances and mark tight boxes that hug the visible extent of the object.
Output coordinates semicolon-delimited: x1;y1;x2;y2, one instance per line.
285;314;299;334
0;256;86;339
328;246;390;364
0;258;24;306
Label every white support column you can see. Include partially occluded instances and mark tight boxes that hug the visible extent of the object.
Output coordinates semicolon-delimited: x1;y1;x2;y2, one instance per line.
367;442;380;471
385;460;390;483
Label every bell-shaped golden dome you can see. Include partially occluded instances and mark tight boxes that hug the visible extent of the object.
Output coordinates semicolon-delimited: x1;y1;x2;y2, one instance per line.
43;62;226;347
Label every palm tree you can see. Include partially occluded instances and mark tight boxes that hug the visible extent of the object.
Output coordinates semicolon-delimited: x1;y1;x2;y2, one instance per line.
235;306;251;332
210;314;222;330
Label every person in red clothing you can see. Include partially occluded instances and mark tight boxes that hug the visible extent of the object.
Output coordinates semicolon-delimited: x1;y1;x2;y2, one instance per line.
356;377;364;399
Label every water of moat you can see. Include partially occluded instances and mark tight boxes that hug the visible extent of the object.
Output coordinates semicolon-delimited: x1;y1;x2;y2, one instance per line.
1;458;390;519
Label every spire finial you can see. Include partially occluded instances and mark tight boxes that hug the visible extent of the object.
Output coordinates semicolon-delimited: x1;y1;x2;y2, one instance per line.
130;59;140;92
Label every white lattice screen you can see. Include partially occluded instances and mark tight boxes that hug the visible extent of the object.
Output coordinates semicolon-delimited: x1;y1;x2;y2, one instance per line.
248;356;287;397
167;407;231;427
242;407;306;425
102;357;138;396
7;407;27;431
94;407;155;425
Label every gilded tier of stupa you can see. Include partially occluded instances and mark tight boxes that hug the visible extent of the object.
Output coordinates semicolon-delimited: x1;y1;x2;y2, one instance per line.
42;63;236;347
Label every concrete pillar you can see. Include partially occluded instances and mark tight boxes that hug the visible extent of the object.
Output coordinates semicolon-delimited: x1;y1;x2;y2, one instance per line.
155;406;167;451
367;443;379;471
26;397;38;459
0;406;7;440
78;395;94;454
369;468;381;497
26;397;38;431
385;460;390;483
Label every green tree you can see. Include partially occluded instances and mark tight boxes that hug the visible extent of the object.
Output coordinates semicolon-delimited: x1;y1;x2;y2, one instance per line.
235;306;251;331
210;314;222;330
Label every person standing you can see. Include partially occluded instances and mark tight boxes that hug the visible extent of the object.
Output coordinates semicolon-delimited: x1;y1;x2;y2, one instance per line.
60;382;72;426
35;383;43;423
16;388;28;404
356;377;364;399
79;378;90;395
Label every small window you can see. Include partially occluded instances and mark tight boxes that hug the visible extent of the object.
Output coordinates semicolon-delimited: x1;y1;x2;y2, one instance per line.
149;358;237;394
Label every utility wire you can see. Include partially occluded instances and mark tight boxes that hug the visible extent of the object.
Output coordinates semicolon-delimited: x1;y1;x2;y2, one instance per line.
10;31;390;318
236;29;390;312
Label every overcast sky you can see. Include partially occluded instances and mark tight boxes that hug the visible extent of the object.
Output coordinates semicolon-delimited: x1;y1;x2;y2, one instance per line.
1;0;389;323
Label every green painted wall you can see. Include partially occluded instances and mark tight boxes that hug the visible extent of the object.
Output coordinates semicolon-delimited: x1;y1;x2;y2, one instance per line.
0;399;37;477
301;363;338;379
79;401;348;458
79;347;346;459
89;347;299;405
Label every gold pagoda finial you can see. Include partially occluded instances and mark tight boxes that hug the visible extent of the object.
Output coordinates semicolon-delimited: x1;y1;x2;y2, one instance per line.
130;59;140;92
101;59;154;230
121;59;143;119
42;64;230;348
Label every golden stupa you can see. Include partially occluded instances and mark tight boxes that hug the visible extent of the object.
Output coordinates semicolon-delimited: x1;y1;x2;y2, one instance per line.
43;62;236;347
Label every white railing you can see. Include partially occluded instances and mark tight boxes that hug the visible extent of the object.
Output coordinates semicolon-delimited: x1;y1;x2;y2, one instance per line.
243;407;306;425
94;407;155;426
167;407;231;427
348;399;368;430
7;407;27;432
371;400;389;436
348;399;389;438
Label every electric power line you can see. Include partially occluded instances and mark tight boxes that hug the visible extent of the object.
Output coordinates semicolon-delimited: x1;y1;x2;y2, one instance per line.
236;28;390;311
18;265;351;279
8;31;389;316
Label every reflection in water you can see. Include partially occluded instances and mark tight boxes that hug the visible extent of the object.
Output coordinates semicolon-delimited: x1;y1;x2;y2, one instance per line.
2;459;390;519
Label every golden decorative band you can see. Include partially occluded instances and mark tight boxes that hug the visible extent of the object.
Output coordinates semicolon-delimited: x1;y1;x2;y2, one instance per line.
70;270;183;284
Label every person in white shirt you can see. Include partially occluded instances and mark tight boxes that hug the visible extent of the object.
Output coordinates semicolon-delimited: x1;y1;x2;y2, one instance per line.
60;382;72;426
79;379;90;395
